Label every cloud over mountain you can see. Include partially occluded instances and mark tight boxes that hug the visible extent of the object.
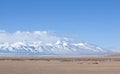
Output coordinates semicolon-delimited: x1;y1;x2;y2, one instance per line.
0;30;60;43
0;30;113;56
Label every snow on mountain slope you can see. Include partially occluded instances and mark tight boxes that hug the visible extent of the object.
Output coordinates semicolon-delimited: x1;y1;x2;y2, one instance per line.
0;39;111;56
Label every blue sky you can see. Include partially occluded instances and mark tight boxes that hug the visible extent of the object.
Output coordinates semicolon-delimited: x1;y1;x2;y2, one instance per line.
0;0;120;48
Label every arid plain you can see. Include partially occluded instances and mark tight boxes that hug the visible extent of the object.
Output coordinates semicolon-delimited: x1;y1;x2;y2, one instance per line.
0;56;120;74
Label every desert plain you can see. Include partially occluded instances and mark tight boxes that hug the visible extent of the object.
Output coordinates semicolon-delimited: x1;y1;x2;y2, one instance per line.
0;56;120;74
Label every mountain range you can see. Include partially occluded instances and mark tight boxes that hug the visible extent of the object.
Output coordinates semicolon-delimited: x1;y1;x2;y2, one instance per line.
0;39;113;56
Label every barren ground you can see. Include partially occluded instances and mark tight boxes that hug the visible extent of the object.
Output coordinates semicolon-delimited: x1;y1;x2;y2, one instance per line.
0;57;120;74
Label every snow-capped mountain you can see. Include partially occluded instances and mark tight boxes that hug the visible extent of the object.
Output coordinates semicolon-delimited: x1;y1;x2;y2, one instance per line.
0;39;111;56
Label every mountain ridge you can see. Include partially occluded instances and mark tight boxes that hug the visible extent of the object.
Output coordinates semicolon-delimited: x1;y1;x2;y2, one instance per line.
0;39;112;56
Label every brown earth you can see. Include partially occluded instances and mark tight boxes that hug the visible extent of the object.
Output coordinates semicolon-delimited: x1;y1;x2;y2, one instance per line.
0;57;120;74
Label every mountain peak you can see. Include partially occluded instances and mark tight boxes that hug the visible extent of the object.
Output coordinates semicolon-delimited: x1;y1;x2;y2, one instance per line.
55;40;62;45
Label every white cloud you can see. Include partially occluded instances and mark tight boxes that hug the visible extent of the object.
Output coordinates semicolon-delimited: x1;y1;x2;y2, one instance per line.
0;30;60;43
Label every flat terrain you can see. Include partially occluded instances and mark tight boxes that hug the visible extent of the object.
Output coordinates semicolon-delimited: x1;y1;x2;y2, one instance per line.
0;57;120;74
